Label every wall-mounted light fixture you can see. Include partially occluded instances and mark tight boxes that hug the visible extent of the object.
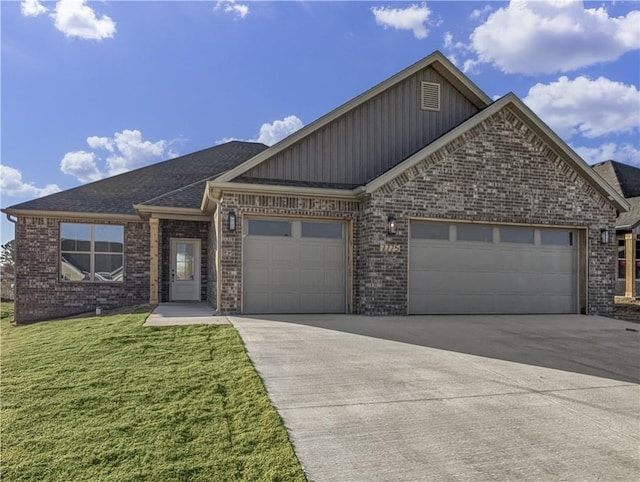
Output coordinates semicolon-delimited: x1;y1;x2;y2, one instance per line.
600;228;609;244
387;216;397;235
228;212;237;232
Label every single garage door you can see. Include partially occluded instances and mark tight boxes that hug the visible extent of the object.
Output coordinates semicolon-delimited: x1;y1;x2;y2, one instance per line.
243;218;346;313
409;221;578;314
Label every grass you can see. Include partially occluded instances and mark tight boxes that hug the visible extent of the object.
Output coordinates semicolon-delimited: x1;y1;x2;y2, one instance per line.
0;301;13;321
1;307;306;481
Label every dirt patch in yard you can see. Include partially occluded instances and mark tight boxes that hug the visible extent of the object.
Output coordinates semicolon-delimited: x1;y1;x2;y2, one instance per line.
614;297;640;323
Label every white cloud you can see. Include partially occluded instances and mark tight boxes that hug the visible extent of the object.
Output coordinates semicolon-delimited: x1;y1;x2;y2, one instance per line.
524;76;640;139
255;115;304;146
218;115;304;146
60;151;102;183
21;0;47;17
215;0;249;19
51;0;116;40
469;0;640;74
443;31;472;68
371;3;431;40
470;5;493;20
105;130;170;176
0;164;60;198
86;136;114;152
60;130;178;182
574;143;640;166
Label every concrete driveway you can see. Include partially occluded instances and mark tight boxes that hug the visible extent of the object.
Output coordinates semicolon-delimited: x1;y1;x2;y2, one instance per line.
231;314;640;482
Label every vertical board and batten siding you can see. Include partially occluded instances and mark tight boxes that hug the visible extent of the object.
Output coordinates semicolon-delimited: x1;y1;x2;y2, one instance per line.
243;67;479;185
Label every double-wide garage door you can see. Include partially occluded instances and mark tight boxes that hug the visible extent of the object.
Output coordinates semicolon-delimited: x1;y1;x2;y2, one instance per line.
243;218;346;313
409;221;578;314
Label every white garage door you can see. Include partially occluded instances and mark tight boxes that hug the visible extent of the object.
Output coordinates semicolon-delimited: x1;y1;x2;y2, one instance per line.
409;221;578;314
243;218;346;313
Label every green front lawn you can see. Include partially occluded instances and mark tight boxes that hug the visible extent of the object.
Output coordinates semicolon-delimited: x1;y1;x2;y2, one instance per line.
1;309;306;481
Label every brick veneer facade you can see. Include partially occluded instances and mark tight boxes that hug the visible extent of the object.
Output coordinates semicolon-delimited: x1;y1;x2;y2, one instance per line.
14;217;150;323
12;107;618;322
217;107;617;316
159;219;209;303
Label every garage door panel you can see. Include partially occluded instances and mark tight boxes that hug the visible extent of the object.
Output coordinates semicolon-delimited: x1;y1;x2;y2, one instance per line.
244;219;346;314
409;222;577;314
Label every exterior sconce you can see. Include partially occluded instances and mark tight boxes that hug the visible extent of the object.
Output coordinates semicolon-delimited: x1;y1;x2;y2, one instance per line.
600;228;609;244
387;216;397;235
228;212;237;232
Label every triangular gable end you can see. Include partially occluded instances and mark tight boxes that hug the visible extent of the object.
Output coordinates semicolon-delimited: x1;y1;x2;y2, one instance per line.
365;93;628;214
213;51;492;187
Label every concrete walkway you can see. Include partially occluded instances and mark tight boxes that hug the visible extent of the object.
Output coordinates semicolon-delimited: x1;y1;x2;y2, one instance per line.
231;314;640;482
144;302;229;326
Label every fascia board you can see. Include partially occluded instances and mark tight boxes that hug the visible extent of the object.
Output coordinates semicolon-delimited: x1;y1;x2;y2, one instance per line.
216;51;491;184
1;208;141;221
133;205;210;221
208;181;365;200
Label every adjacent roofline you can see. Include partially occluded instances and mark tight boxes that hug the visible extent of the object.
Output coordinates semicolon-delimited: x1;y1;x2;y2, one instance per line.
364;93;629;213
213;51;492;184
0;208;141;221
203;181;365;209
133;204;211;221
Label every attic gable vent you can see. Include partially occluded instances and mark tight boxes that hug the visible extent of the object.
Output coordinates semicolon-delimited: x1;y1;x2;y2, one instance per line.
421;81;440;111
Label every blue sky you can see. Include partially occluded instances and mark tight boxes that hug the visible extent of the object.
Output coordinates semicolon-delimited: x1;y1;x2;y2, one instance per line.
1;0;639;244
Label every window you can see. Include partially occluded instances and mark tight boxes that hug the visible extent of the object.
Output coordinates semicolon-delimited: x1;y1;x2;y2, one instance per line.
301;222;342;239
61;223;124;282
456;224;493;242
500;227;534;244
411;222;449;240
247;219;291;237
541;229;573;246
618;238;626;280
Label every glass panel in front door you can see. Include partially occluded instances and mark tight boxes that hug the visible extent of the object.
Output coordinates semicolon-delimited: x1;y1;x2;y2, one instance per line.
176;242;195;281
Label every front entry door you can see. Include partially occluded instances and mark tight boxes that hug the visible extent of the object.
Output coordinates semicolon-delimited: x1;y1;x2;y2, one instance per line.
170;238;201;301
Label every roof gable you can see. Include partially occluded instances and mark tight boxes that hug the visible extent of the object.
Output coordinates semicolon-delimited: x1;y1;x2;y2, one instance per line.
215;51;492;186
4;141;267;216
365;93;629;213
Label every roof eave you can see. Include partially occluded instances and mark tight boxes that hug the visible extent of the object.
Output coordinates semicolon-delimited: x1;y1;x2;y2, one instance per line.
1;207;142;221
133;204;210;220
206;180;367;201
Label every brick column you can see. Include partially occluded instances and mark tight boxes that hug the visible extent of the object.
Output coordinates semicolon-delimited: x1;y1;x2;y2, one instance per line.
149;217;159;305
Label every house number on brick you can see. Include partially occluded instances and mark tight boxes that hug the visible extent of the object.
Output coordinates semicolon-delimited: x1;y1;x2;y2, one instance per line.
380;244;401;253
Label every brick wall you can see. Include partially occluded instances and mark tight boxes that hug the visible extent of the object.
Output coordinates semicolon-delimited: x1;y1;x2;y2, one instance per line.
359;107;616;315
159;219;209;302
217;194;360;313
14;217;149;323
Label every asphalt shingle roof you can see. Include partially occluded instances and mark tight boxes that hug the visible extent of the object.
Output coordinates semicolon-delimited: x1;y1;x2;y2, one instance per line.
592;160;640;229
592;160;640;198
6;141;267;215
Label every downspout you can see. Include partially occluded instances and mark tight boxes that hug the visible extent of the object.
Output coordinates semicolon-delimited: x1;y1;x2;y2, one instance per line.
5;214;17;321
205;185;223;314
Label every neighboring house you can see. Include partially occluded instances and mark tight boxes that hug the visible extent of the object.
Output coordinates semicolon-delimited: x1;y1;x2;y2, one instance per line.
592;160;640;298
3;51;629;323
